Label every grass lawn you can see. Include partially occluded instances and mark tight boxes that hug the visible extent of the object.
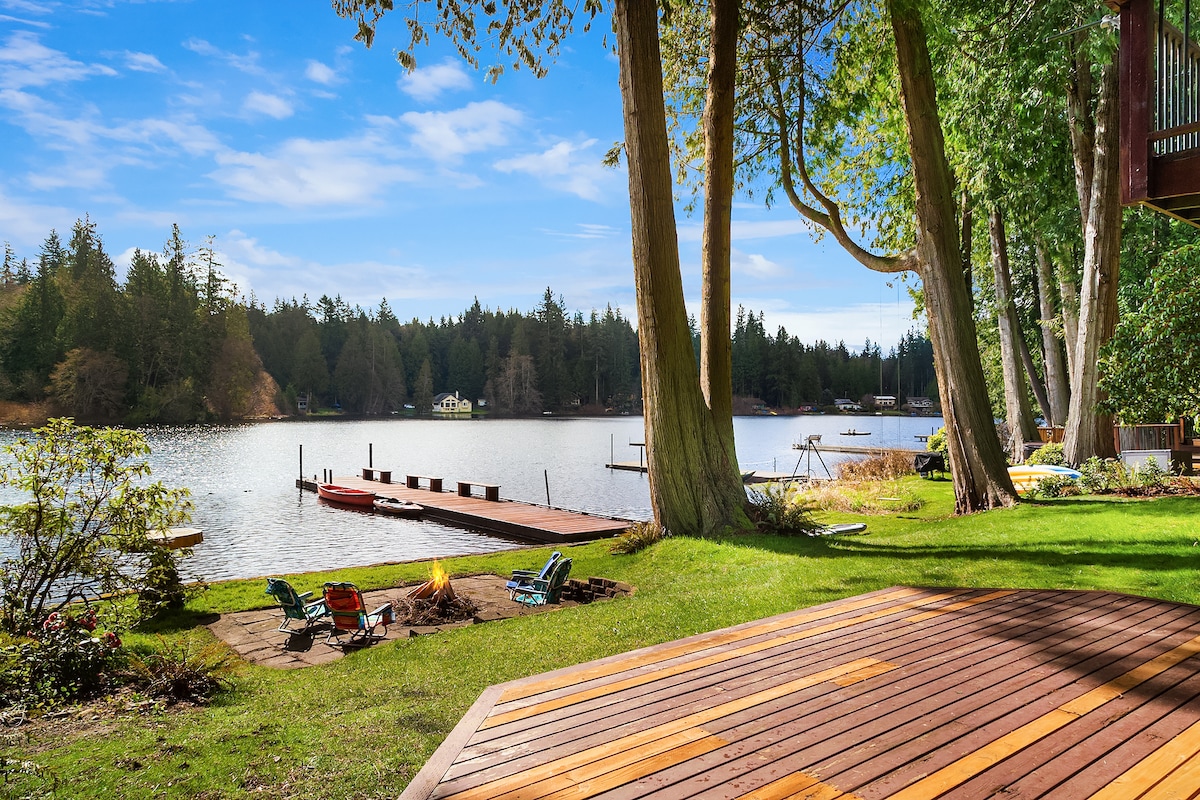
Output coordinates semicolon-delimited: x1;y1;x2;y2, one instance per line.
4;478;1200;798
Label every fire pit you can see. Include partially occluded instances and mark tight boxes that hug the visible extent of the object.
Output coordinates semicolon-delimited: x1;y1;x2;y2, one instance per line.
396;562;477;626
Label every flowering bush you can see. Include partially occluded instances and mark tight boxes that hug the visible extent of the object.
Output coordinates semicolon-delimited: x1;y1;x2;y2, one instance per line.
0;608;125;709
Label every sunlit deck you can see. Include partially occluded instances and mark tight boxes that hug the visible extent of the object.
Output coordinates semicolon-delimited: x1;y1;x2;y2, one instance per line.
400;586;1200;799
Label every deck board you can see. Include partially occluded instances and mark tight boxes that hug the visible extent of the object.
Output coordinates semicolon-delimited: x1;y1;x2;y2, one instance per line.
399;588;1200;800
314;475;630;543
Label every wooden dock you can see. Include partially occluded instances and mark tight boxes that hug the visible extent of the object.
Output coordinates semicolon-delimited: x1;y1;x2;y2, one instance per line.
793;443;923;456
299;476;630;545
399;586;1200;799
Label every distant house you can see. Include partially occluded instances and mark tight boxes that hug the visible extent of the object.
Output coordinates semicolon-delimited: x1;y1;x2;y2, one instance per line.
834;398;863;412
296;393;309;414
906;396;935;413
433;391;472;415
873;395;897;409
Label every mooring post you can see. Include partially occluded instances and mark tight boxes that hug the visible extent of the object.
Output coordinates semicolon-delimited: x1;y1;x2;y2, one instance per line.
299;444;303;483
610;433;614;468
369;443;373;468
544;469;551;506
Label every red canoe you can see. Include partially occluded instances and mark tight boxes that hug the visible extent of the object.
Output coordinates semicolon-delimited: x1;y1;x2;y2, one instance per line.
317;484;376;507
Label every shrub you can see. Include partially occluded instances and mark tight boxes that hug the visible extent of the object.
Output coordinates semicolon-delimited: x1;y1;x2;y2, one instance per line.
610;521;669;554
926;427;948;456
1078;457;1113;493
0;418;193;634
1026;443;1066;467
0;609;125;709
747;483;817;535
1029;474;1082;498
1078;455;1173;495
838;452;916;481
125;636;235;704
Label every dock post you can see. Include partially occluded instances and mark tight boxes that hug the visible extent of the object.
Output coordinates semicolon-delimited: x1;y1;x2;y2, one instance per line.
369;443;373;468
610;434;614;469
299;444;303;483
544;469;551;506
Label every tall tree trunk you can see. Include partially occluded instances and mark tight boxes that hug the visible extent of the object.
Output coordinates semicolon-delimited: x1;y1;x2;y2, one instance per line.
960;189;974;313
1064;58;1121;463
989;207;1038;460
890;0;1017;512
614;0;748;535
1035;238;1071;427
700;0;738;456
1059;265;1080;384
1016;324;1053;428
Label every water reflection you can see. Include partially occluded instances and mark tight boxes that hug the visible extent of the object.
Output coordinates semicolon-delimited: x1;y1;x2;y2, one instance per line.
0;415;940;581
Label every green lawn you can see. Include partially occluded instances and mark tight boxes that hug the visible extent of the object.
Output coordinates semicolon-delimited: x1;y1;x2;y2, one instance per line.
5;479;1200;799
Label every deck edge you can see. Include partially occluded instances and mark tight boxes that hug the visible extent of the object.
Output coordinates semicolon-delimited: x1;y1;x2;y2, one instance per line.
399;685;506;800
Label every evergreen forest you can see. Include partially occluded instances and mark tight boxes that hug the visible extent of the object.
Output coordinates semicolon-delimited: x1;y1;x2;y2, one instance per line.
0;221;935;423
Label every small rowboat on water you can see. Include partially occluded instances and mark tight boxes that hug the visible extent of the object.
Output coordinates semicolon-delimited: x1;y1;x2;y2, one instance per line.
840;429;871;436
317;483;376;507
373;497;424;518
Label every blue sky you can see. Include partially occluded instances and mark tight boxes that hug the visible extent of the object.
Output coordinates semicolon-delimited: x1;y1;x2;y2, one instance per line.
0;0;918;349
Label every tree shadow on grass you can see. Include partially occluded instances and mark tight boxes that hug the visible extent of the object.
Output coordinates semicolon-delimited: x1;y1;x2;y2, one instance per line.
730;494;1200;577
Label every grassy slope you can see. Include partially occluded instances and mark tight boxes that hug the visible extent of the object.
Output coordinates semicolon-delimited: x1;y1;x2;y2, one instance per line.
6;479;1200;799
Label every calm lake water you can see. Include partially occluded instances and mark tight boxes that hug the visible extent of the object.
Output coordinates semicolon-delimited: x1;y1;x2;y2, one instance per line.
0;414;940;582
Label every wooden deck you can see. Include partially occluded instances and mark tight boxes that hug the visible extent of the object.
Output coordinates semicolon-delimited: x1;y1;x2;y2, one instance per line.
305;475;631;544
400;586;1200;799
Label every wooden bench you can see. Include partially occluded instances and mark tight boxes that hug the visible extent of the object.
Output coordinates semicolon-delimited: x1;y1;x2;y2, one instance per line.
406;474;444;493
362;467;392;484
457;480;501;502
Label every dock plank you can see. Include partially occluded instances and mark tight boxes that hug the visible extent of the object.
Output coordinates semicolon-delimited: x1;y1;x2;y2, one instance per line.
398;588;1200;800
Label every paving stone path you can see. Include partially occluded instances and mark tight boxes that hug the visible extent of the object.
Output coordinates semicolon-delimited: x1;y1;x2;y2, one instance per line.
208;574;631;669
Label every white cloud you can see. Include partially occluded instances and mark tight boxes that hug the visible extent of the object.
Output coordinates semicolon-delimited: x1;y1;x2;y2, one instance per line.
0;1;49;16
678;218;814;244
0;188;76;248
543;223;620;240
493;139;613;201
0;14;51;29
305;59;337;85
732;250;786;279
400;100;522;162
182;37;264;75
740;301;921;348
398;59;472;102
0;30;116;90
208;131;418;207
123;51;166;73
242;90;293;120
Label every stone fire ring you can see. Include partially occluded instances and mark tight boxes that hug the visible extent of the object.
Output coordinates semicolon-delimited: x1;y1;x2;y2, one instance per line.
208;574;634;669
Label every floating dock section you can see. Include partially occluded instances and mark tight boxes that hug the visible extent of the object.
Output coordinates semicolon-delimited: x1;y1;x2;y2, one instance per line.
299;476;631;545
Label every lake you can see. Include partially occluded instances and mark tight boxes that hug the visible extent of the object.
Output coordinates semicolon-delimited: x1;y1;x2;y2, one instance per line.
0;414;940;582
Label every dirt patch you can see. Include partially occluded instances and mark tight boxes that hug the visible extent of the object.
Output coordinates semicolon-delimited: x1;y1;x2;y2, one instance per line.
208;574;634;669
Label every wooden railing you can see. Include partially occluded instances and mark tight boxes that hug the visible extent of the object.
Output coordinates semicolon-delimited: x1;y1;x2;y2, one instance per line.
1156;6;1200;154
1114;421;1186;452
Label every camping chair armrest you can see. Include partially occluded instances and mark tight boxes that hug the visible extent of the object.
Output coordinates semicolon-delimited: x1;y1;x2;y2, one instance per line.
368;602;395;626
297;591;314;601
510;569;538;580
304;599;329;616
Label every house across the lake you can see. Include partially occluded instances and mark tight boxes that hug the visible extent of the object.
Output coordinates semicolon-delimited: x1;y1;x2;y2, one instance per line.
834;398;863;412
873;395;897;409
433;391;472;415
905;396;935;413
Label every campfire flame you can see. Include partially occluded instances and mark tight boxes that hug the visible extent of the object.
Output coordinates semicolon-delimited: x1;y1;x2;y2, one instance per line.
430;561;449;591
407;560;456;603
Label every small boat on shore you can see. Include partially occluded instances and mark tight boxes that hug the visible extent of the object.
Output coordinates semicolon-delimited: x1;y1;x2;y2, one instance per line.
840;429;871;436
373;497;424;518
317;483;376;507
